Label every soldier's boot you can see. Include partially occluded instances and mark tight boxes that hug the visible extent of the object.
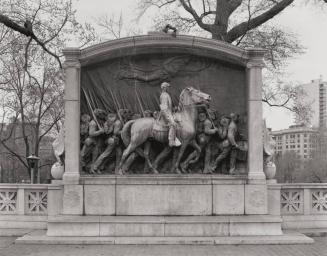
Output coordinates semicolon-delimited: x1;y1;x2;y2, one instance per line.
168;126;181;147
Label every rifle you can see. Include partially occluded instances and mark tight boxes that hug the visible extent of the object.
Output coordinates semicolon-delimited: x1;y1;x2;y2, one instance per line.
135;87;145;117
82;88;102;129
109;88;124;124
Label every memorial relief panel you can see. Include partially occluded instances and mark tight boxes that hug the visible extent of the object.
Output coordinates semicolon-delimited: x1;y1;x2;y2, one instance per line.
79;52;248;175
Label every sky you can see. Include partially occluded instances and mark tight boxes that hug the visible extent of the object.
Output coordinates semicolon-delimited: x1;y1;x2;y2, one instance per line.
74;0;327;130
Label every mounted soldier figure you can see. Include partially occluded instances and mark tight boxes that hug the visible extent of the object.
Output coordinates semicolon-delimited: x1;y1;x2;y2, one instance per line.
159;82;181;147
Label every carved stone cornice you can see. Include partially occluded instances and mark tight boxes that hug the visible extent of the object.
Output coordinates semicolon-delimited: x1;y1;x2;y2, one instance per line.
246;48;266;69
79;35;254;67
62;47;81;69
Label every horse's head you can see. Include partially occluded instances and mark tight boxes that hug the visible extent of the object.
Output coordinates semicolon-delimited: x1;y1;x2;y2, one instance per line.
182;87;211;106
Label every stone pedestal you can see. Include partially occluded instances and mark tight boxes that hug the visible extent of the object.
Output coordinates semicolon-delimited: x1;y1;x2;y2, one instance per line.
267;180;281;216
82;175;245;216
62;185;83;215
245;184;267;214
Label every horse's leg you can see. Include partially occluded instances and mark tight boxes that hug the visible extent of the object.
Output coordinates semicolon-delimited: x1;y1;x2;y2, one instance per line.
117;143;138;175
141;141;158;174
171;148;179;173
135;147;158;174
171;140;189;174
153;146;172;171
122;152;137;174
143;142;150;173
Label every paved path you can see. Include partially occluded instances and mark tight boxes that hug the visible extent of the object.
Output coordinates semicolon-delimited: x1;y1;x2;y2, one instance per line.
0;237;326;256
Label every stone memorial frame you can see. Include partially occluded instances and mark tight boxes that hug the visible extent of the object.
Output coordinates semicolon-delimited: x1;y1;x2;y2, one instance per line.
62;34;267;216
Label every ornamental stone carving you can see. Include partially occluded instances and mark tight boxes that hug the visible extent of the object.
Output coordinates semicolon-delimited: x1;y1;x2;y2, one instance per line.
0;191;17;213
312;190;327;213
281;190;303;215
27;191;48;214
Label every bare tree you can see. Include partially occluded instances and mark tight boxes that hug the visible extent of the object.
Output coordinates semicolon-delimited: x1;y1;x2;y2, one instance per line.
95;13;143;41
137;0;312;119
0;0;97;68
137;0;298;45
0;36;64;179
275;151;300;183
0;0;96;181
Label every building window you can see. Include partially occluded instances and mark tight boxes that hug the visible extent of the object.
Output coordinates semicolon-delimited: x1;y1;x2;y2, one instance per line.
304;144;307;148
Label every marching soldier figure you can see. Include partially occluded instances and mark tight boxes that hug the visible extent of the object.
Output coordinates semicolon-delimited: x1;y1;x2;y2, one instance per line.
80;109;107;173
210;113;240;174
91;112;123;174
181;109;217;173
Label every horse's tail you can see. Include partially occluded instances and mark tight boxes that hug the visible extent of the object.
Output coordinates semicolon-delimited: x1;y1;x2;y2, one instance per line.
121;120;135;146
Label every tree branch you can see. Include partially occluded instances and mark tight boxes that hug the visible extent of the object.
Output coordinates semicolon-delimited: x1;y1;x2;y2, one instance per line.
226;0;294;43
0;14;62;68
179;0;212;31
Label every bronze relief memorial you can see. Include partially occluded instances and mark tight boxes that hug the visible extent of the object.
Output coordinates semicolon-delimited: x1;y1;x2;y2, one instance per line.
79;52;248;175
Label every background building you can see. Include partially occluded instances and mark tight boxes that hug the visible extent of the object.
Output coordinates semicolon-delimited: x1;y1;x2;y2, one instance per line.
298;76;327;128
271;124;318;160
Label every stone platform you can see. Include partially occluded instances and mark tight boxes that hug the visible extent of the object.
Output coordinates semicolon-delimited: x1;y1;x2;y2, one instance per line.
46;215;283;237
65;175;268;216
16;229;313;245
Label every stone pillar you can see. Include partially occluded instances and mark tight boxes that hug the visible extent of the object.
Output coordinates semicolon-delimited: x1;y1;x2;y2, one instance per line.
246;48;266;183
62;48;83;215
267;181;281;216
245;49;267;214
17;188;25;215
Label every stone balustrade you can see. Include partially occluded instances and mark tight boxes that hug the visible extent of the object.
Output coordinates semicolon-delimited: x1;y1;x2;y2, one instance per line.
0;183;63;229
0;182;326;231
279;183;327;229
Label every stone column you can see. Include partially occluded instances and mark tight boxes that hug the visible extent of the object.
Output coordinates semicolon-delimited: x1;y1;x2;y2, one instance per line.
246;48;266;182
62;48;83;214
245;49;267;214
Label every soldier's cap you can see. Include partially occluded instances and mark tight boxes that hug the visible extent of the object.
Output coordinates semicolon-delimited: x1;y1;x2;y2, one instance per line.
94;109;106;117
107;112;117;117
198;107;207;114
161;82;171;89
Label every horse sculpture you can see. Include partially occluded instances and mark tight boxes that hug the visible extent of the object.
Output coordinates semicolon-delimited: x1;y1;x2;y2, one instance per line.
117;87;211;174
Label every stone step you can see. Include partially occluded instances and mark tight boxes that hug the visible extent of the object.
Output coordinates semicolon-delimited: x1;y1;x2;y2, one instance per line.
47;215;283;237
16;230;314;245
0;215;47;229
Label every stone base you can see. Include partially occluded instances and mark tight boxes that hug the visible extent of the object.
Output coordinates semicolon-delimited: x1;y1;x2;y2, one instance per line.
80;175;252;216
16;230;313;245
46;215;283;237
282;215;327;229
0;215;47;229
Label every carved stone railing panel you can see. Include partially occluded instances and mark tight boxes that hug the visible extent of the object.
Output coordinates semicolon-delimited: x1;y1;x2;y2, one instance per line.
281;189;303;215
26;190;48;215
0;190;17;214
0;184;62;217
311;189;327;214
280;184;327;216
